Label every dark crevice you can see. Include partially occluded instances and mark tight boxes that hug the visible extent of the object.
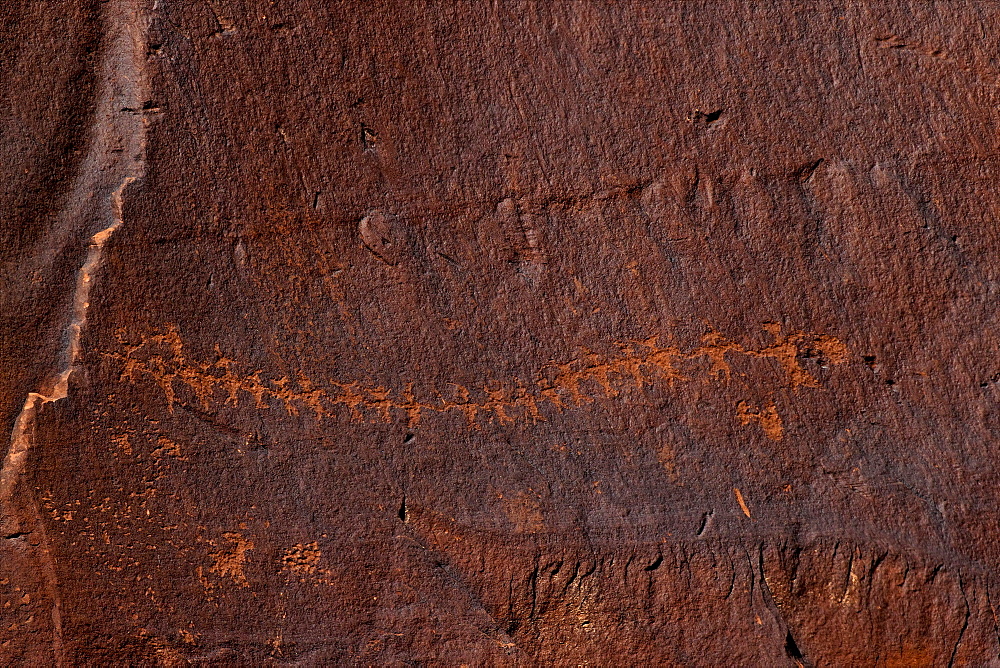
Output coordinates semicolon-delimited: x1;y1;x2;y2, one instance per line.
795;158;824;182
759;545;812;667
696;510;713;536
689;108;724;125
177;402;249;439
785;630;805;661
397;494;407;522
361;123;378;150
703;108;723;123
949;575;970;668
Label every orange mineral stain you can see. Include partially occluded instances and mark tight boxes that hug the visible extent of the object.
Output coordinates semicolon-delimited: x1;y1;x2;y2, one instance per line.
734;488;752;519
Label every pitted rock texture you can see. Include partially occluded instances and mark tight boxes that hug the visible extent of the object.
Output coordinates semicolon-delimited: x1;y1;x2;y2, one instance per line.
4;1;1000;665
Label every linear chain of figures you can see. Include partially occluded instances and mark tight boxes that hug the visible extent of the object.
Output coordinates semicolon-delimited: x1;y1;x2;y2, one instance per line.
104;323;848;429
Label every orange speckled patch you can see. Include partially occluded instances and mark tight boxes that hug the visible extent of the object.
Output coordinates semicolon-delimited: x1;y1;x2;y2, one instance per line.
208;532;254;587
736;400;784;441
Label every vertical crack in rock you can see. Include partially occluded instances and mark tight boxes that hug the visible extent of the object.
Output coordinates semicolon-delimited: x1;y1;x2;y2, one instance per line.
0;179;136;506
0;0;150;662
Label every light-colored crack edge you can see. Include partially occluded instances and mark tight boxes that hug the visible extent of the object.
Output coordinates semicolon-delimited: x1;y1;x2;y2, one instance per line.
0;178;135;507
0;0;150;662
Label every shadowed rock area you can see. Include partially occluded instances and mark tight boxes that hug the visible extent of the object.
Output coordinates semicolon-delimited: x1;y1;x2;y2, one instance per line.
4;1;1000;664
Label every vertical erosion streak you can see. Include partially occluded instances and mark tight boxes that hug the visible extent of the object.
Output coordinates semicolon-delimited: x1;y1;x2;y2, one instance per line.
0;0;150;663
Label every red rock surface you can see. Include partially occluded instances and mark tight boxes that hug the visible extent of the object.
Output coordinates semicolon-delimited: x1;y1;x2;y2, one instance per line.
4;1;1000;664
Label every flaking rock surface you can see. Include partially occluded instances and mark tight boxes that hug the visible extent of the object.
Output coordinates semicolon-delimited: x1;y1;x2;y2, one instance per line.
3;1;1000;665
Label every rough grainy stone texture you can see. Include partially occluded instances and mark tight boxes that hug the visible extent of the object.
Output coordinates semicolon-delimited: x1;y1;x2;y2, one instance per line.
4;0;1000;664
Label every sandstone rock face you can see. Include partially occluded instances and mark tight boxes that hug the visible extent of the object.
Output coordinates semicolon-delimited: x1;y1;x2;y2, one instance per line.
4;1;1000;664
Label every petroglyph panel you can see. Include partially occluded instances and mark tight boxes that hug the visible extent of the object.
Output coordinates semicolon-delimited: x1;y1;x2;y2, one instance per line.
107;324;848;429
5;1;1000;664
